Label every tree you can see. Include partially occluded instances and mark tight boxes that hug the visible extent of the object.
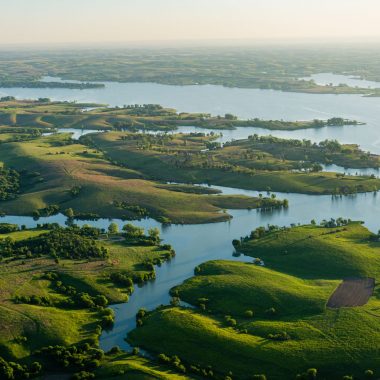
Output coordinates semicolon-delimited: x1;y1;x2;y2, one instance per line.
94;295;108;307
244;310;254;318
108;222;119;234
0;358;13;380
122;223;144;238
307;368;317;380
148;227;160;242
64;208;75;218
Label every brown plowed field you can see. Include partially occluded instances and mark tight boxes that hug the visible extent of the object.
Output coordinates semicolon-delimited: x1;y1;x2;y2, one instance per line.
327;277;375;308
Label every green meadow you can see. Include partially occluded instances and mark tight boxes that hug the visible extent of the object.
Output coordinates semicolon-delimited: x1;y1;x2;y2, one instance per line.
0;132;281;224
90;131;380;195
129;223;380;380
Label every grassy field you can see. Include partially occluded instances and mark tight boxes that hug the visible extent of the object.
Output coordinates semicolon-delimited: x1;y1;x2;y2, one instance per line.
129;223;380;380
0;227;172;361
89;132;380;195
95;353;193;380
237;222;380;279
0;133;280;224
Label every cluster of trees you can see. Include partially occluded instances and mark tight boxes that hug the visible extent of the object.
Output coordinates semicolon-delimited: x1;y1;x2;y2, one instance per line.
224;315;237;327
267;331;291;341
0;223;19;233
246;134;344;153
0;80;104;89
233;224;285;247
157;352;268;380
15;271;112;329
42;272;111;315
0;96;16;101
325;117;359;126
121;223;161;245
37;344;104;375
32;204;60;218
0;357;42;380
122;104;166;115
0;226;108;260
295;368;375;379
234;219;354;248
109;272;134;289
0;168;20;201
14;294;51;306
113;202;149;219
157;354;186;373
205;141;222;150
318;217;351;228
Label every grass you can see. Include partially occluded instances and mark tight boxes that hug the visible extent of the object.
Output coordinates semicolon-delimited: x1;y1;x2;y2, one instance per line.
129;223;380;379
96;354;192;380
172;261;336;317
0;228;172;360
238;222;380;279
0;133;277;224
90;131;380;195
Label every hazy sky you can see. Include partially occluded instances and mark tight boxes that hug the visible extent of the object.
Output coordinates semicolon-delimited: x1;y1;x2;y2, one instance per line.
2;0;380;46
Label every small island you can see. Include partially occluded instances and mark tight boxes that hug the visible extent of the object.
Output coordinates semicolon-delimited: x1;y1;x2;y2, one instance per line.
0;98;363;132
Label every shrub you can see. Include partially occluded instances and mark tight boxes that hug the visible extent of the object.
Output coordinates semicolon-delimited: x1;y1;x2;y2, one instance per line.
72;371;95;380
224;315;237;327
244;310;254;318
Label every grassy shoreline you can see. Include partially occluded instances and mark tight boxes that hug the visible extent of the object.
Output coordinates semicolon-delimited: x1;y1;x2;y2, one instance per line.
129;222;380;379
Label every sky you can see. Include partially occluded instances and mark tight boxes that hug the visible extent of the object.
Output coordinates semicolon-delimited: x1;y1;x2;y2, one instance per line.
1;0;380;46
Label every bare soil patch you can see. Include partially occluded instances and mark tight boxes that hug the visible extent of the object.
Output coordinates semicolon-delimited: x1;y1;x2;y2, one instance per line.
327;277;375;308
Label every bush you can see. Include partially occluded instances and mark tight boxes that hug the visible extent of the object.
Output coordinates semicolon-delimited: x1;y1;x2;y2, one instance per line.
224;315;237;327
265;307;277;317
107;346;121;355
0;223;18;234
267;331;291;341
1;227;108;260
244;310;254;318
72;371;95;380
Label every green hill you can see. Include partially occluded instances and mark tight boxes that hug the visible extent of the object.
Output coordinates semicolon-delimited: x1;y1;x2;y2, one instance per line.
129;223;380;380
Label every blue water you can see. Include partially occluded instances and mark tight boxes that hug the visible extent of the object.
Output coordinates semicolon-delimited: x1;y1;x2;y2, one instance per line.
2;75;380;154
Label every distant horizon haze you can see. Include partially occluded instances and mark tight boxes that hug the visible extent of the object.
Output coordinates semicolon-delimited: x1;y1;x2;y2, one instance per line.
2;0;380;46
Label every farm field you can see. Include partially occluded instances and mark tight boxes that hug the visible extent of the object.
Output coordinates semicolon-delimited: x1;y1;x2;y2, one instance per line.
326;278;375;308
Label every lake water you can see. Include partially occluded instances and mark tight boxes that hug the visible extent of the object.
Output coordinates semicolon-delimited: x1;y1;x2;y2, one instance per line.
2;184;380;351
301;72;380;89
2;74;380;352
2;75;380;153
